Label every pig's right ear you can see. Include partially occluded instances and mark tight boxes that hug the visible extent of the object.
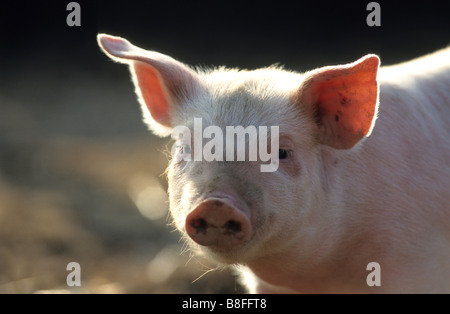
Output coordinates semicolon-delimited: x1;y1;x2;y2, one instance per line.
97;34;200;137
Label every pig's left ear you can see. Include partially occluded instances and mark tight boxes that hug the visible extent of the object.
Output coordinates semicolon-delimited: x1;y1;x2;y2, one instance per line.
296;55;380;149
97;34;201;137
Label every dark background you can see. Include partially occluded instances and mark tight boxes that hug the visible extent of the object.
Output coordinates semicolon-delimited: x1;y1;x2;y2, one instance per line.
0;0;448;293
2;1;450;67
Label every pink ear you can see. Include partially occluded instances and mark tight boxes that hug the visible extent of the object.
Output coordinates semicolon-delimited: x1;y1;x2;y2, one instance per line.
297;55;380;149
97;34;199;134
133;62;172;126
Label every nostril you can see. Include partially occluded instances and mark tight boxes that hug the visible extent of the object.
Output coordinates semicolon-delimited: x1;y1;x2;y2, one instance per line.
190;218;208;234
223;220;241;235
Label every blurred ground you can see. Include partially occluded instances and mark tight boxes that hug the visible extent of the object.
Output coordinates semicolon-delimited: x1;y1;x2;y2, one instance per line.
0;66;244;294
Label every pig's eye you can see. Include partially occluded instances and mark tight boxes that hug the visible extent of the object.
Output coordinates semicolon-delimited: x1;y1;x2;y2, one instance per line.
278;149;290;160
181;144;191;154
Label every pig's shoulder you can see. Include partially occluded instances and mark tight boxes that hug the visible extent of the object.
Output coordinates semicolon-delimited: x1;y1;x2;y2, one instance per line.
379;47;450;82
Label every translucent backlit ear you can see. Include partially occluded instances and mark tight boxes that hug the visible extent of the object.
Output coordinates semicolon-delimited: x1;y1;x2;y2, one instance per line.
98;33;200;137
297;55;380;149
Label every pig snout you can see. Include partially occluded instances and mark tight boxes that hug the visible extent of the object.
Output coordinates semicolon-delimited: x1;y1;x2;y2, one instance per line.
185;198;251;248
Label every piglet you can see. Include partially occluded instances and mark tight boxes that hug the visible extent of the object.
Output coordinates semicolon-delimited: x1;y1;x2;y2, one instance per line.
98;34;450;293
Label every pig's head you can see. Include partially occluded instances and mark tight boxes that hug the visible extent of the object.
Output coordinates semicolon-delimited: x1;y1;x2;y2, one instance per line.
98;34;379;265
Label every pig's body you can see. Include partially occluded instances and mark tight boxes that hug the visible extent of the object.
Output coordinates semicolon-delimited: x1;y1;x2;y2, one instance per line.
98;34;450;293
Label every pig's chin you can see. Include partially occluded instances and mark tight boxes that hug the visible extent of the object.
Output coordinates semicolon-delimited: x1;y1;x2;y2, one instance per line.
194;242;255;265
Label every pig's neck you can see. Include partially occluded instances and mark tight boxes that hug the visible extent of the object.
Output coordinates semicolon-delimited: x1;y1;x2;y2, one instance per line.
245;228;386;293
245;147;398;293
